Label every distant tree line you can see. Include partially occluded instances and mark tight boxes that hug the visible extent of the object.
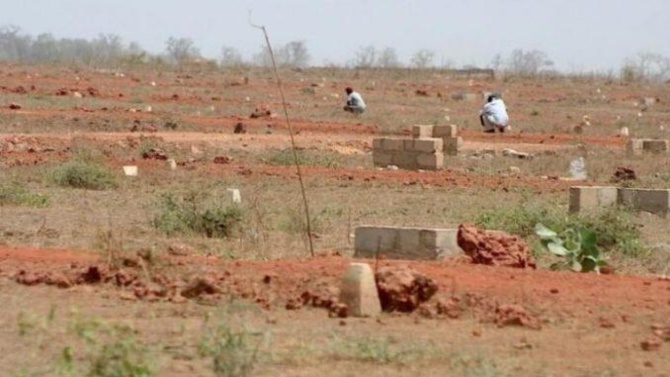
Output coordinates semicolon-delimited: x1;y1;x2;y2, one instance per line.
1;25;669;81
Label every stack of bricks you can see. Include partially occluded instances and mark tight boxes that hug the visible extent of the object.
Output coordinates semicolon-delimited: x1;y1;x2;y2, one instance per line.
412;124;463;156
569;186;670;218
626;139;670;156
371;124;462;170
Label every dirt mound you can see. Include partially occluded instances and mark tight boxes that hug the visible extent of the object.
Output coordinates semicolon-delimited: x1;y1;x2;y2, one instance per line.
457;224;536;269
611;166;637;183
375;265;438;312
494;304;542;329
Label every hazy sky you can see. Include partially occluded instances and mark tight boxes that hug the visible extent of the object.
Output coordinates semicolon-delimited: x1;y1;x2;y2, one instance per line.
3;0;669;72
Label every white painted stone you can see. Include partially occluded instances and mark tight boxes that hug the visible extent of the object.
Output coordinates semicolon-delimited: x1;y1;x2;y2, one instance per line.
123;166;138;176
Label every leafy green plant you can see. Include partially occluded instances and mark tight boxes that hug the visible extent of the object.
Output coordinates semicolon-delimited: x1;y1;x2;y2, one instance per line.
47;161;117;190
152;191;243;238
535;223;608;273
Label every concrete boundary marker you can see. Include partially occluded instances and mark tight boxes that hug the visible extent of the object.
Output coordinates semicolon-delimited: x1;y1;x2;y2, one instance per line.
354;226;463;260
569;186;670;217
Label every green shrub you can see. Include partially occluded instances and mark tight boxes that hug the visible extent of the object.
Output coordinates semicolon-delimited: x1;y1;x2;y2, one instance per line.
474;205;558;237
87;338;154;377
153;192;243;238
0;184;50;207
198;320;263;377
474;206;643;257
265;149;339;168
60;320;155;377
47;161;117;190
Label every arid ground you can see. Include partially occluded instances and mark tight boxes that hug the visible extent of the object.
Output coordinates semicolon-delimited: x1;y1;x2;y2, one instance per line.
1;64;669;376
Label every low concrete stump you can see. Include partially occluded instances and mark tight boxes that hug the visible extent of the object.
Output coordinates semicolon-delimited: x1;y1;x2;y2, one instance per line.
339;263;382;317
569;186;618;214
618;188;670;217
354;226;463;260
569;186;670;217
627;138;670;156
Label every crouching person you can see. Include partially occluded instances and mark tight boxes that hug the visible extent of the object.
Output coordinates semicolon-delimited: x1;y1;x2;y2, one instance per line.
343;87;366;114
480;93;510;133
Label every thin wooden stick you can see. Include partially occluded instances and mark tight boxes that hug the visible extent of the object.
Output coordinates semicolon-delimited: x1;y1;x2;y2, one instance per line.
250;16;314;257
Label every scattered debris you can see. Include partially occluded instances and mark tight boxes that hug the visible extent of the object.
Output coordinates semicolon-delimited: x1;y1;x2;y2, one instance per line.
501;148;533;159
250;106;277;119
495;304;542;329
641;337;662;351
611;167;636;183
234;122;247;134
142;147;168;160
8;103;21;110
213;156;232;164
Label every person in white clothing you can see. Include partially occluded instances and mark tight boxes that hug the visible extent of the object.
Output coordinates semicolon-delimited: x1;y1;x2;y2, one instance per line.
479;93;510;133
343;87;366;114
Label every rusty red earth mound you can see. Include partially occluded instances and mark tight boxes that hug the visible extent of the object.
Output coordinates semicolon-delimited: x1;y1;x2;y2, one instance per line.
457;224;537;269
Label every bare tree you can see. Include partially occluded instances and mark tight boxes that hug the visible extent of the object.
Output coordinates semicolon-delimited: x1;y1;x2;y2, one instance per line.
622;52;670;82
253;40;310;68
31;33;59;62
282;40;310;68
352;45;377;68
490;53;504;71
220;46;244;67
165;37;201;66
0;25;31;61
411;49;435;69
376;47;401;68
506;49;554;76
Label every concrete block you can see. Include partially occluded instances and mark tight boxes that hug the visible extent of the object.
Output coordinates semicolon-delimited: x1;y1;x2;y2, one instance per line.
372;150;394;167
618;188;670;217
416;152;444;170
354;226;463;260
412;125;434;139
642;139;669;153
391;153;418;170
123;166;138;176
443;136;463;156
382;138;405;151
568;186;618;214
626;139;644;156
403;139;415;150
409;138;443;153
372;138;384;150
339;263;381;318
434;124;458;138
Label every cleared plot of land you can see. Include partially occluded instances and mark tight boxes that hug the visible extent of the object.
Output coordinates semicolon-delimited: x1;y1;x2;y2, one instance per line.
1;64;670;376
